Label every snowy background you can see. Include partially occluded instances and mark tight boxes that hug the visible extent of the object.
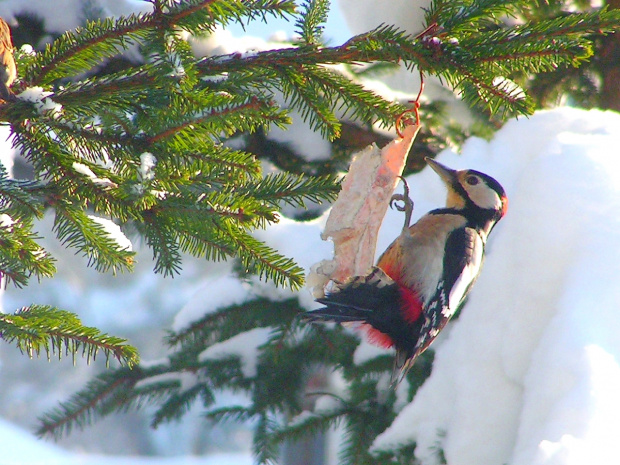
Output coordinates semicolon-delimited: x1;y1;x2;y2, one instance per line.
1;1;620;465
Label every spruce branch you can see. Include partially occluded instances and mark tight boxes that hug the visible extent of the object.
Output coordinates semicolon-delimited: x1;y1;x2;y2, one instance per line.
168;298;300;348
40;357;216;438
296;0;331;45
148;192;306;286
429;0;522;32
196;8;619;119
0;174;47;218
27;0;296;86
276;65;343;139
230;232;305;289
52;69;156;107
141;212;183;276
298;66;406;129
0;218;56;288
255;413;280;465
27;14;154;85
271;405;349;445
146;96;285;144
181;146;262;181
151;383;213;428
205;405;256;423
236;172;340;208
0;305;139;367
53;203;135;274
160;0;297;33
37;366;144;439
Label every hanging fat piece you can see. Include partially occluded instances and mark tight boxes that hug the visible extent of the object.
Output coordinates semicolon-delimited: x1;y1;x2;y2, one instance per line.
306;123;421;299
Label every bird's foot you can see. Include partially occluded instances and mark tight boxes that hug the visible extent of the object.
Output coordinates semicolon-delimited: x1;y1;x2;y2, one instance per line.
390;176;414;232
0;83;16;102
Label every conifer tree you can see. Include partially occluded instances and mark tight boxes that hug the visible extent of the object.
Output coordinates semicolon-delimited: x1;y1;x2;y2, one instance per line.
0;0;617;463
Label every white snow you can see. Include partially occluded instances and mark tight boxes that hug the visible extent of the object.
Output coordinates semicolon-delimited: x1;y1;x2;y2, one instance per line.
198;327;273;378
188;27;294;59
0;126;17;177
165;105;620;465
139;152;157;182
314;395;341;413
2;3;619;464
353;339;391;365
493;76;526;101
288;410;318;427
369;107;620;465
17;87;63;118
20;44;35;56
0;213;15;230
0;418;68;462
134;371;198;392
73;162;98;179
0;416;251;465
88;215;132;251
72;162;116;188
172;274;253;332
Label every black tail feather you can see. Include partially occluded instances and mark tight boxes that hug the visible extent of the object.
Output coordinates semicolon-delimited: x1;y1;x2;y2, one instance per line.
302;304;373;324
302;267;423;377
303;267;402;326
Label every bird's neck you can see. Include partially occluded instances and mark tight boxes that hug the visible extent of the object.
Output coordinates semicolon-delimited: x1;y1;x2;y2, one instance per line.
430;207;499;241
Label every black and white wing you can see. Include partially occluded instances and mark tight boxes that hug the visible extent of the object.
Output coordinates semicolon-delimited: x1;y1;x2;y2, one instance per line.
303;267;399;324
414;227;484;356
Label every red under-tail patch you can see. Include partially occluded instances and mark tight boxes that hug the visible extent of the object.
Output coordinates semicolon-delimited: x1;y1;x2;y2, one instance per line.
363;324;394;349
360;280;423;350
398;285;423;323
379;263;423;324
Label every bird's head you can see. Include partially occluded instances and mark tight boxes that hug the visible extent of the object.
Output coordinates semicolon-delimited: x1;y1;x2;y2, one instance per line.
426;157;508;221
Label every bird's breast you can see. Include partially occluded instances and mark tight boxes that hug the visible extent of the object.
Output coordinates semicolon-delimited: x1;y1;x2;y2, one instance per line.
378;213;468;304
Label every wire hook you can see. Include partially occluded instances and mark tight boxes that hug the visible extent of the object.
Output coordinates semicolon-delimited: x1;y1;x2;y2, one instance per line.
396;69;425;138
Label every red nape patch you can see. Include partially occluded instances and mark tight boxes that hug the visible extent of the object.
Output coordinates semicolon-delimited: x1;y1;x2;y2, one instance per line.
362;324;394;349
399;286;423;323
501;195;509;217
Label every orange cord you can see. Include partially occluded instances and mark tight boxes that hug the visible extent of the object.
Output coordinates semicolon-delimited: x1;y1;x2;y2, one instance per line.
396;69;425;138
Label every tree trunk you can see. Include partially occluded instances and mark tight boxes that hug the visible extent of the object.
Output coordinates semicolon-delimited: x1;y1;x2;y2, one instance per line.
601;1;620;111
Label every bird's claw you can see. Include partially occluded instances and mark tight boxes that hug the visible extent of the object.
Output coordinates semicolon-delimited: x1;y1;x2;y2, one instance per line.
390;177;414;231
389;193;408;212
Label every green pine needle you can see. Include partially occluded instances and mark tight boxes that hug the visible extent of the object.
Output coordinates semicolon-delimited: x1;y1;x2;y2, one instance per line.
4;0;618;455
0;305;139;367
295;0;331;45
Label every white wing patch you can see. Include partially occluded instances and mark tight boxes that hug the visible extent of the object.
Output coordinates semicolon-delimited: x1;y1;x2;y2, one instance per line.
414;231;485;355
446;232;484;317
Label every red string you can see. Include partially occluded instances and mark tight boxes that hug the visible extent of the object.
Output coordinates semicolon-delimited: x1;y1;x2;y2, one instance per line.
396;70;425;138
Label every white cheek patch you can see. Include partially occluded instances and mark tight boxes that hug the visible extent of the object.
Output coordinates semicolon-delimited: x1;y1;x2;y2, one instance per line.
466;183;503;210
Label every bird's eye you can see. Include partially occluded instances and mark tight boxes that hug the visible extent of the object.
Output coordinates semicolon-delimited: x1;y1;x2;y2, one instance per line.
466;175;479;186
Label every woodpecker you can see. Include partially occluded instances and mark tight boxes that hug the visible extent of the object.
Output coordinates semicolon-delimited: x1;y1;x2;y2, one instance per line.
304;157;507;382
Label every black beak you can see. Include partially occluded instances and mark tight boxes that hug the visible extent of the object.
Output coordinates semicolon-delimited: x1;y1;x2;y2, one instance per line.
425;157;458;186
